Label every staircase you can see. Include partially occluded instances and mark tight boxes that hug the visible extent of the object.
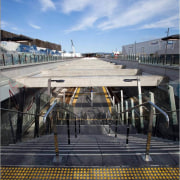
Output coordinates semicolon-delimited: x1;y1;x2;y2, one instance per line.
1;125;179;179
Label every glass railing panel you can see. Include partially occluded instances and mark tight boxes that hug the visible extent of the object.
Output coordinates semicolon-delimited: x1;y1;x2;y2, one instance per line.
1;109;18;145
0;53;5;66
4;53;13;65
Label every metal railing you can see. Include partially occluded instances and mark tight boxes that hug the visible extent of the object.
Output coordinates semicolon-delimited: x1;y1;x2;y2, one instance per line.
118;101;169;161
0;53;62;66
0;107;45;144
43;101;79;163
107;54;179;66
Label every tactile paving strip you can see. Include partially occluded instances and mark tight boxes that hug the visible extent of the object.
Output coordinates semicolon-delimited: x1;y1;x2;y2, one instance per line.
1;167;179;180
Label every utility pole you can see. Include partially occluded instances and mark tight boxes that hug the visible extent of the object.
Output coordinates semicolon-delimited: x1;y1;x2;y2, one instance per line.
164;28;169;64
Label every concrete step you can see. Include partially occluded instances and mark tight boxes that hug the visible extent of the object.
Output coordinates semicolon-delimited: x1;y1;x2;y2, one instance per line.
54;124;137;135
1;132;179;167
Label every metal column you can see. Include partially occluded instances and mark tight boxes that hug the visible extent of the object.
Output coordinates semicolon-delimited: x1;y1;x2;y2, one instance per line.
125;100;129;125
118;103;121;124
130;98;135;127
168;85;178;125
137;78;144;129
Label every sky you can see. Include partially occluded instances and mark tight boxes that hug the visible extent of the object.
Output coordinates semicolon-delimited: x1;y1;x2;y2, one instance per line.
1;0;179;53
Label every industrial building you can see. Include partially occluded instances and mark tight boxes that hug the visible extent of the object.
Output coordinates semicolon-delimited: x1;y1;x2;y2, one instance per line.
122;34;179;57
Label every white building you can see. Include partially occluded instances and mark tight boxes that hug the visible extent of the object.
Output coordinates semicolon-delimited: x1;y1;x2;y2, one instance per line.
122;35;179;56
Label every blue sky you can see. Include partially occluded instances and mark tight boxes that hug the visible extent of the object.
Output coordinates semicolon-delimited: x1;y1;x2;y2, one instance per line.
1;0;179;53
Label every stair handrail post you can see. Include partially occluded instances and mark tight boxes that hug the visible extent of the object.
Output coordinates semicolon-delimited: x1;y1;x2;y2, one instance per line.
79;117;81;133
115;115;117;138
66;113;70;144
126;125;130;145
53;111;59;158
75;116;77;138
144;104;154;161
119;101;169;161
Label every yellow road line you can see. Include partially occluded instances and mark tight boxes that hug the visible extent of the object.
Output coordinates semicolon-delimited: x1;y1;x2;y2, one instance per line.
102;86;111;113
72;87;81;106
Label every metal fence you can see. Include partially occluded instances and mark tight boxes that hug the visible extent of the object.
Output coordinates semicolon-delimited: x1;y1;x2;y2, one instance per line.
112;54;179;66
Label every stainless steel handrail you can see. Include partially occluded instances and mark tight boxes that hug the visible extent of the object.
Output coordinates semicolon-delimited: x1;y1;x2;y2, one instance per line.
116;101;169;162
43;101;57;123
118;101;169;125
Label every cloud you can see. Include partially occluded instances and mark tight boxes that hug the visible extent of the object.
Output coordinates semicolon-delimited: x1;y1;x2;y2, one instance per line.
98;0;178;30
39;0;56;12
1;21;8;28
61;0;92;14
63;0;119;32
11;27;19;31
139;15;179;29
62;0;178;32
29;23;41;29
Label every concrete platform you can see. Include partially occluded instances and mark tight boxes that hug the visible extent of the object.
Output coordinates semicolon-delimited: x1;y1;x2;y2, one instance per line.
12;58;167;87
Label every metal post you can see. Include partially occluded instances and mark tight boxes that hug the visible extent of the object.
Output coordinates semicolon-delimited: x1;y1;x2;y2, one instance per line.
11;54;14;65
52;111;61;164
18;54;21;64
120;90;124;124
115;115;117;138
118;103;120;124
66;113;70;144
79;118;81;133
143;105;153;161
75;116;77;138
25;54;27;63
2;53;5;66
149;92;156;128
8;97;16;143
125;100;129;125
137;78;144;129
130;98;135;127
34;93;40;138
106;112;108;124
113;96;115;107
53;112;59;155
16;87;25;142
126;126;129;145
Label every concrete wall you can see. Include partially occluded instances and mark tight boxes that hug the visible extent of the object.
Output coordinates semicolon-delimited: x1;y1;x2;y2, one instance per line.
105;59;179;81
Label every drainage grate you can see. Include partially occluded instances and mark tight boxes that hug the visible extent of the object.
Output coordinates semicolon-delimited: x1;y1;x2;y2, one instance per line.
1;167;179;180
